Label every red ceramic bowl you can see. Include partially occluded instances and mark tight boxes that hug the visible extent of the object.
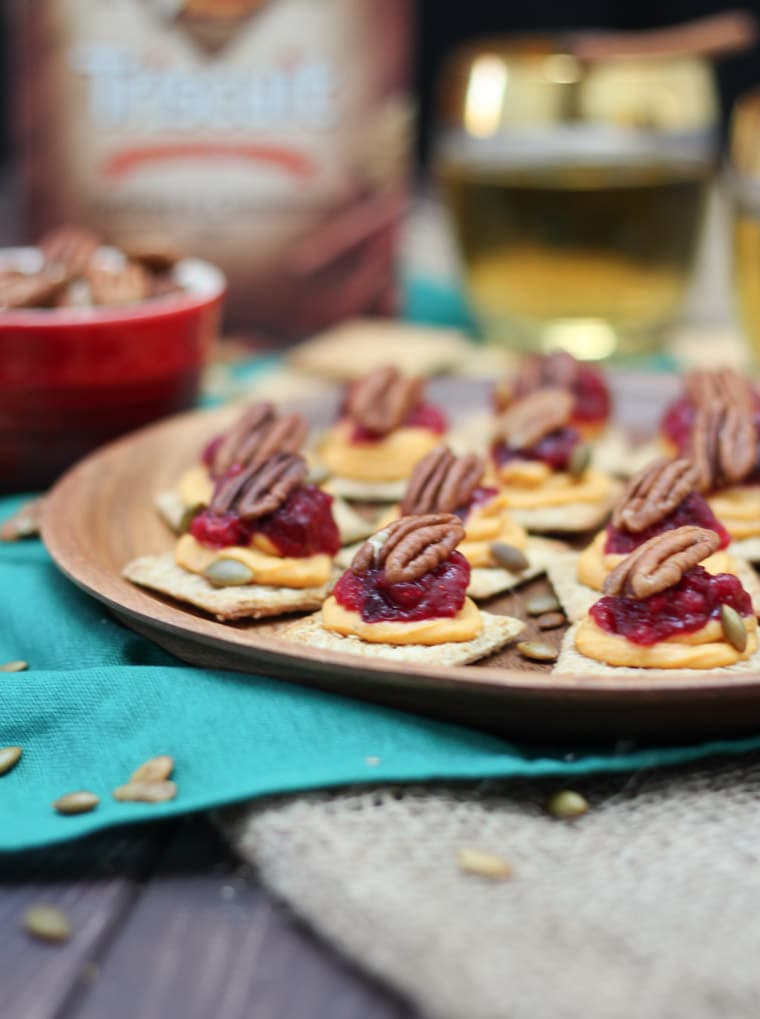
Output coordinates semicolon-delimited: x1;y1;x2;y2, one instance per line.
0;249;225;493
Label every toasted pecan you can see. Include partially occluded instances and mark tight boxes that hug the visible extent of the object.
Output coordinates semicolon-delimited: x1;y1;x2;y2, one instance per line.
211;402;308;478
0;268;70;309
684;368;753;411
40;225;101;276
602;526;720;599
690;403;756;492
496;388;574;449
86;260;152;305
351;513;464;583
400;446;484;515
345;365;423;436
209;452;307;521
497;351;579;410
612;458;698;533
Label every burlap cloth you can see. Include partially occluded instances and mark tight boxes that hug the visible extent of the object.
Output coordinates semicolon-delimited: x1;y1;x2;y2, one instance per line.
222;753;760;1019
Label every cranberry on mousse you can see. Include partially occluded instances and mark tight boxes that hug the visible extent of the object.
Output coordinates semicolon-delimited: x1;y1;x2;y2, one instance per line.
574;526;758;669
318;365;447;488
178;452;339;590
322;514;483;644
489;387;615;524
494;350;611;439
576;457;733;592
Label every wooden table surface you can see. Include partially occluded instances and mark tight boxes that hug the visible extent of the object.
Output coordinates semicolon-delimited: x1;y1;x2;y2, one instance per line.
1;816;420;1019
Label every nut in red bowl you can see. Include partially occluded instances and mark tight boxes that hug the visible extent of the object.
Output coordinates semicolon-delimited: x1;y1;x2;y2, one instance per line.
0;248;225;492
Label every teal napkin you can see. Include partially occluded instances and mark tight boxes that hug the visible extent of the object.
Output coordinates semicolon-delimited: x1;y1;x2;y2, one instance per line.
3;492;760;853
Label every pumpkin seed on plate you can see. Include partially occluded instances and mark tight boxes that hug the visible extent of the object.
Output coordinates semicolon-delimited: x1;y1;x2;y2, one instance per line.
456;847;513;880
489;543;529;573
22;904;72;943
537;611;565;630
516;640;558;663
720;604;747;652
0;660;28;673
113;780;177;803
52;791;99;815
203;559;254;588
547;790;589;819
130;755;174;784
567;443;591;479
525;594;561;616
0;746;22;776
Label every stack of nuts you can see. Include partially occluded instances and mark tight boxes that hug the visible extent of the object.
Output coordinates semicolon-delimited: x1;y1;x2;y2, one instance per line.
0;226;184;310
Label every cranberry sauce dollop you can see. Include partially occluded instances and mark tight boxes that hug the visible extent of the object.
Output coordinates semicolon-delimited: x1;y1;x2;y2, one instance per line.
348;402;448;443
570;364;611;426
590;565;752;647
190;484;340;557
333;550;471;623
455;485;500;523
660;391;760;474
492;427;580;473
604;492;731;555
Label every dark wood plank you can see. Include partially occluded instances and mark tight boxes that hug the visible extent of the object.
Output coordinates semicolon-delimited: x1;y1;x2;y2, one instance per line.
69;817;419;1019
0;823;172;1019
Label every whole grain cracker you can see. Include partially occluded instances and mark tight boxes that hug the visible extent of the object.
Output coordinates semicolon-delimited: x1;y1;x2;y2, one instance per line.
123;553;330;621
281;610;523;666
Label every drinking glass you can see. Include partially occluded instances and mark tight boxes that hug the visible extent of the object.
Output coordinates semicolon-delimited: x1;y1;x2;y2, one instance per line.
435;38;718;359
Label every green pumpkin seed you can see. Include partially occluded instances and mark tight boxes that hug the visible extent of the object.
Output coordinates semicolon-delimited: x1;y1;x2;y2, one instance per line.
516;640;558;663
307;463;329;485
177;503;204;535
0;660;28;672
130;755;174;784
489;542;529;573
203;559;254;588
113;780;177;803
537;611;566;630
22;905;72;943
52;791;99;815
525;594;561;616
0;746;22;776
720;604;747;652
547;789;589;819
567;443;591;480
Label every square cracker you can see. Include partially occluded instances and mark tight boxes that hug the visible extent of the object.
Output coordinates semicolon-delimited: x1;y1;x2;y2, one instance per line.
288;318;471;381
281;610;524;666
510;492;617;534
729;537;760;564
323;477;406;503
547;550;760;622
123;553;329;622
554;623;760;678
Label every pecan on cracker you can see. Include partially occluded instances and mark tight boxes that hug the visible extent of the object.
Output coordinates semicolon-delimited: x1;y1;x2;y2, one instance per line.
40;226;101;276
496;351;579;410
684;368;753;411
344;365;423;436
86;260;152;305
400;446;483;516
350;513;464;584
495;388;574;450
611;458;699;533
211;402;308;478
209;452;307;521
602;526;720;599
690;403;756;492
0;267;70;309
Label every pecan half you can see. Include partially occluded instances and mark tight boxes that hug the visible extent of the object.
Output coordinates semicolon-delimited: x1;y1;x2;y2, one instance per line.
211;402;308;478
400;446;484;516
40;226;101;276
209;452;307;521
86;260;151;305
684;368;752;411
690;403;756;492
495;388;574;449
602;526;720;599
496;352;579;410
0;267;70;309
611;458;699;533
345;365;423;436
350;513;464;583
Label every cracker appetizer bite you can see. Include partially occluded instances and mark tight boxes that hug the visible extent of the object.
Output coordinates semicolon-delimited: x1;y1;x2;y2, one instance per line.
318;365;448;502
548;457;760;620
556;526;759;673
351;445;565;599
488;388;618;533
125;452;340;621
284;514;523;665
154;400;373;546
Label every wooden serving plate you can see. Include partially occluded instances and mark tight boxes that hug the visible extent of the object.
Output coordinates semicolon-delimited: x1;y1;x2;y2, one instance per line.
42;374;760;742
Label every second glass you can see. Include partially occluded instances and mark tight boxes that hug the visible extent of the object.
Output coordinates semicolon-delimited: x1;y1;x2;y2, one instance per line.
435;39;718;359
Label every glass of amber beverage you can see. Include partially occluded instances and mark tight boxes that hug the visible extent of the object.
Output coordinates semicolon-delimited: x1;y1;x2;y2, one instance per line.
730;89;760;363
435;38;718;359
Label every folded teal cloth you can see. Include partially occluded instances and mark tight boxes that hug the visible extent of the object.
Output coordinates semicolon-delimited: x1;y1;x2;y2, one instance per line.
3;492;760;853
